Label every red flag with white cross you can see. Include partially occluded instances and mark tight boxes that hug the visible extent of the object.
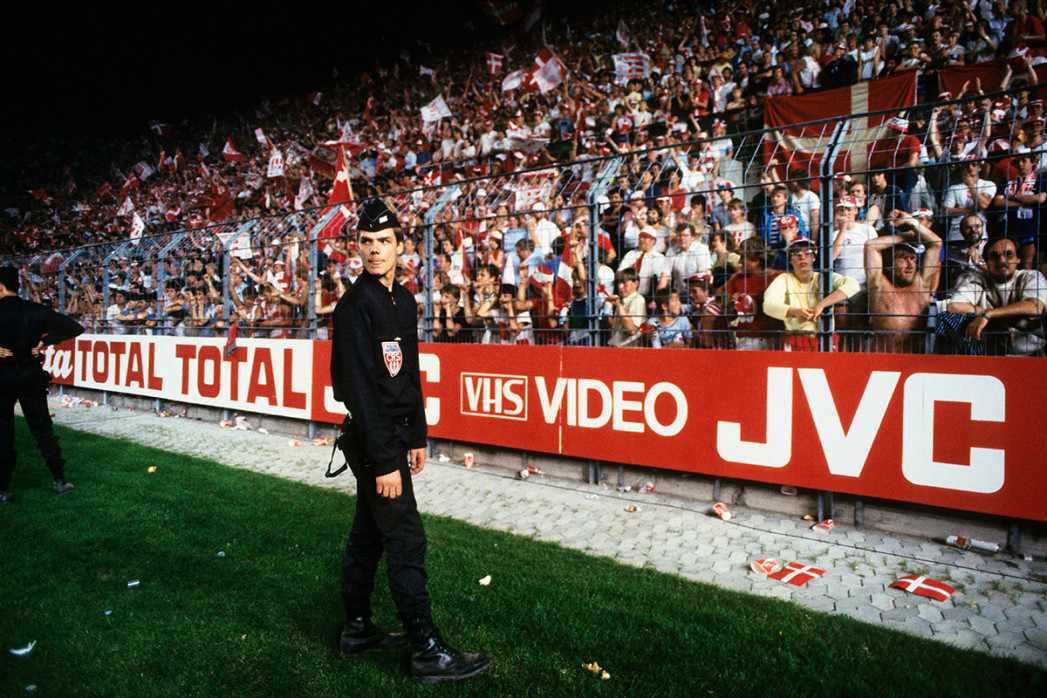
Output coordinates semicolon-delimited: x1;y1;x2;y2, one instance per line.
486;52;504;75
768;562;826;587
889;575;955;602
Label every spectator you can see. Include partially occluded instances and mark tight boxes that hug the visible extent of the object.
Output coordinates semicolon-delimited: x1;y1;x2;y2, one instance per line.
787;167;821;238
724;237;782;351
865;210;943;353
943;235;1047;355
942;156;996;243
619;227;665;300
648;288;692;348
708;231;739;291
685;277;726;349
991;145;1047;270
943;213;988;296
868;117;921;209
607;267;645;347
658;223;711;295
763;237;860;351
758;186;807;254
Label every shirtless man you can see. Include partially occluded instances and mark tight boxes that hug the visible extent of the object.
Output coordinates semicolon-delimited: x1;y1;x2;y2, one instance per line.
865;210;942;353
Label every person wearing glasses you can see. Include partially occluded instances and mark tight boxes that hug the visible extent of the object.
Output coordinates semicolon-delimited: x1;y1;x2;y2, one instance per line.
945;236;1047;356
762;237;859;352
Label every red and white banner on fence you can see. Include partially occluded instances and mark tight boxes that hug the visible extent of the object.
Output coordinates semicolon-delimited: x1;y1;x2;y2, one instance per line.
46;337;1047;522
762;72;916;178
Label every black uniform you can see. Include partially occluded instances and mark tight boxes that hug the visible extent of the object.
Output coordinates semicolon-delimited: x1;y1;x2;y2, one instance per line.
0;295;85;492
331;270;431;623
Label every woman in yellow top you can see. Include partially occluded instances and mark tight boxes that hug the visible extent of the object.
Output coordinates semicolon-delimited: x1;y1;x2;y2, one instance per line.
763;237;859;351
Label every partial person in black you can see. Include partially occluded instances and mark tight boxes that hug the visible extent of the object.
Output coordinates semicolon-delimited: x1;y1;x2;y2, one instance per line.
0;266;84;504
330;199;491;683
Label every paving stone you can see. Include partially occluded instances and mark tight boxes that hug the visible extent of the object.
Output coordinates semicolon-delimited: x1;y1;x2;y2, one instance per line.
968;614;998;637
917;604;944;624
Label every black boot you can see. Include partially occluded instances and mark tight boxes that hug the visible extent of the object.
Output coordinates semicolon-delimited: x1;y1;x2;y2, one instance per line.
407;619;491;684
0;488;11;504
53;479;74;495
339;617;409;658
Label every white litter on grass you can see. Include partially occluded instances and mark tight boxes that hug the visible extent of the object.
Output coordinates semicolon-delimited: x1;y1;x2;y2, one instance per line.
218;551;226;557
127;580;140;588
478;575;492;586
9;640;36;656
257;428;269;435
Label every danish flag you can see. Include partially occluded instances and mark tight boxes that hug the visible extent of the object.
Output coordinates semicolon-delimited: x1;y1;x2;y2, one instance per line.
148;120;173;137
768;562;826;587
889;576;956;603
486;52;504;75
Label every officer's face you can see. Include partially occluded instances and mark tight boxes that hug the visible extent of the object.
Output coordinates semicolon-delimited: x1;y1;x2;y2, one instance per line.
358;228;403;282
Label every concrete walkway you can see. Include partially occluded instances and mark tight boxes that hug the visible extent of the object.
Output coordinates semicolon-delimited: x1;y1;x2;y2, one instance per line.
43;399;1047;668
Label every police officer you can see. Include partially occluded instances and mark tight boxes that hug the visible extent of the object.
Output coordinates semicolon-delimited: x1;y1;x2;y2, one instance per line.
0;266;84;504
330;199;491;683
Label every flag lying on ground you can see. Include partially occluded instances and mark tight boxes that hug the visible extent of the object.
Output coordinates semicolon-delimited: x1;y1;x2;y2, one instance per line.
767;562;826;587
889;575;956;602
762;72;916;178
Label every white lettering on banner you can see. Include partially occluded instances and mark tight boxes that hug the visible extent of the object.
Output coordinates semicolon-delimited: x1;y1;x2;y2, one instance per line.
798;369;900;477
324;387;348;416
419;353;441;426
717;367;793;467
461;372;527;420
718;368;1007;495
69;336;314;418
902;374;1005;494
533;377;688;436
42;344;74;380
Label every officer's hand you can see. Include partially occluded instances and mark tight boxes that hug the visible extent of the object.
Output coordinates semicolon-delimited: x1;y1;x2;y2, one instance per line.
409;447;426;476
375;470;402;499
0;347;12;358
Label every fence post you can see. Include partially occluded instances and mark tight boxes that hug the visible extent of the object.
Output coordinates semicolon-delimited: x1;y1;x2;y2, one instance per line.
585;157;622;345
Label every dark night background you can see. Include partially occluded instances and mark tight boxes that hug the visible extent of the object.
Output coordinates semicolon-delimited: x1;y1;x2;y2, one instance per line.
1;1;604;141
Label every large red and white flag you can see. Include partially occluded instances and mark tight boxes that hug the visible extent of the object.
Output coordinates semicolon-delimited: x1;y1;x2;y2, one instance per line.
616;19;631;48
222;139;246;163
763;72;916;180
889;575;956;603
767;562;826;587
528;46;566;93
267;149;285;178
613;53;651;82
116;196;134;216
477;0;523;25
318;148;355;239
421;94;453;122
486;52;504;75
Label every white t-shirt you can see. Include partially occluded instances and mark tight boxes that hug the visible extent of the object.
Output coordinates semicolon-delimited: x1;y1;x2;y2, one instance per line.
943;179;996;241
833;221;877;288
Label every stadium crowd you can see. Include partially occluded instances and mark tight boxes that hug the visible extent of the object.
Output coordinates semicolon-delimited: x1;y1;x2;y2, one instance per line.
4;0;1047;355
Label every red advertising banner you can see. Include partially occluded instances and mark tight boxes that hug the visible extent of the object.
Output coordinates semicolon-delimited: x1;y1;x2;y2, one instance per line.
46;336;1047;523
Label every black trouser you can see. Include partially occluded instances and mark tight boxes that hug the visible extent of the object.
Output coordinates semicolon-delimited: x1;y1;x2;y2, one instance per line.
340;420;431;624
0;364;66;490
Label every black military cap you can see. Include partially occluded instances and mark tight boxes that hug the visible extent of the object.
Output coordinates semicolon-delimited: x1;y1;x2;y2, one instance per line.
358;198;400;232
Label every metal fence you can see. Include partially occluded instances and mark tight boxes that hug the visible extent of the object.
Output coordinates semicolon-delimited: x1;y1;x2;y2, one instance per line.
6;88;1046;357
